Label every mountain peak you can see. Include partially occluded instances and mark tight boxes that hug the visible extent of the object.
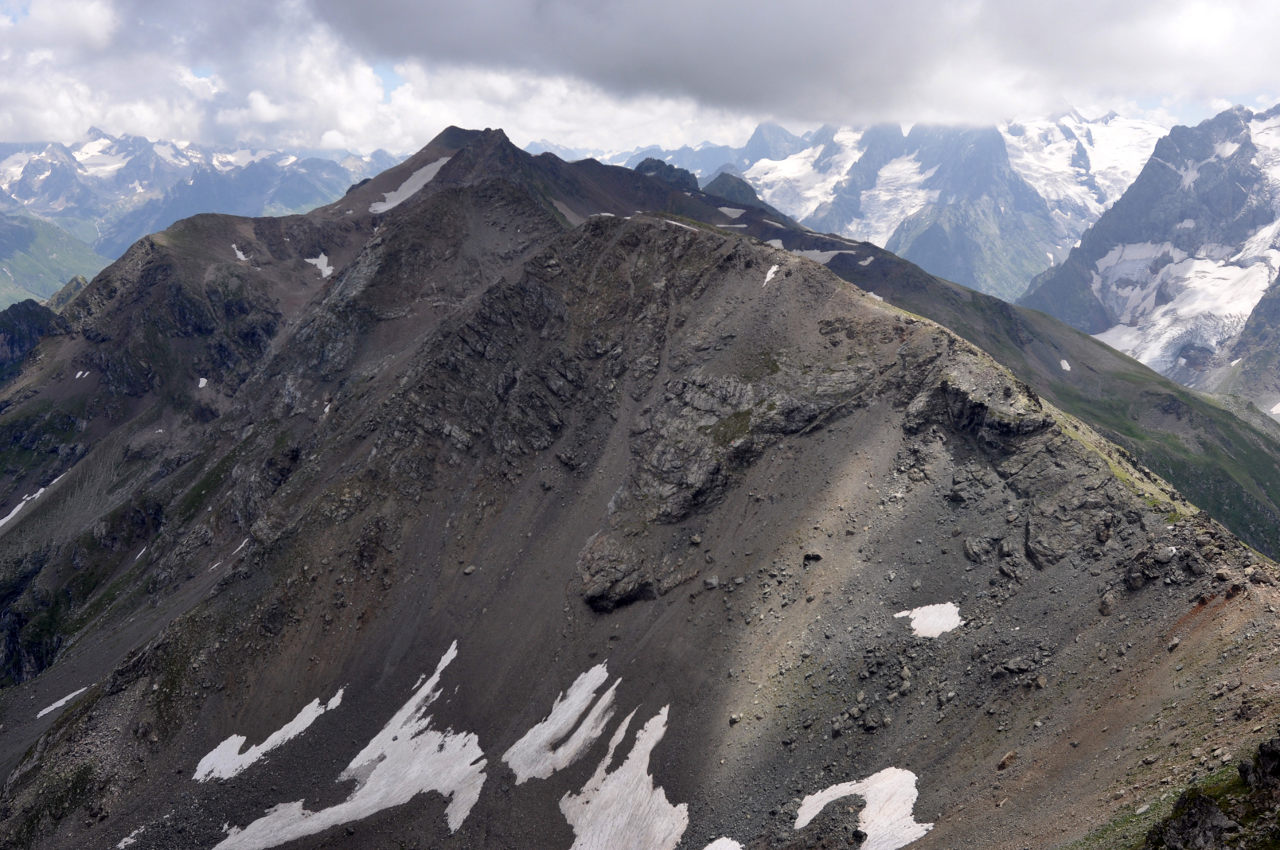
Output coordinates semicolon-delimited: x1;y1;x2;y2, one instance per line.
633;156;698;192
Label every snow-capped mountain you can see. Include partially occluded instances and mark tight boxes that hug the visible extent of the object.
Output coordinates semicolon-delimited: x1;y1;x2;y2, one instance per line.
0;129;399;304
553;112;1165;300
1001;110;1169;258
1021;104;1280;415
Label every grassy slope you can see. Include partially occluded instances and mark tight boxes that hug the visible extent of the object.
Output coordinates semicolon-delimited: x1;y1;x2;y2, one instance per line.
0;214;110;306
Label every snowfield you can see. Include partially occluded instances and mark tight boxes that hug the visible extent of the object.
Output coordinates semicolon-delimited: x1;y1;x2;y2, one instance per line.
305;253;334;278
502;663;618;784
894;602;964;637
193;688;345;781
559;707;689;850
214;642;486;849
369;156;451;213
795;767;933;850
36;686;89;719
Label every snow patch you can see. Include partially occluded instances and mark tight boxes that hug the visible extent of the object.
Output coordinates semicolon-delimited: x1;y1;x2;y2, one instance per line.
37;686;89;719
1271;400;1280;415
795;767;932;849
214;642;486;849
74;370;88;379
305;253;333;279
1059;359;1071;371
792;249;855;263
194;688;344;781
232;244;248;261
664;219;697;231
859;257;875;267
503;663;618;784
1216;141;1241;159
764;264;779;286
560;706;688;850
117;826;145;848
198;377;208;388
0;487;47;532
369;157;451;213
893;602;963;637
717;207;745;219
704;841;744;850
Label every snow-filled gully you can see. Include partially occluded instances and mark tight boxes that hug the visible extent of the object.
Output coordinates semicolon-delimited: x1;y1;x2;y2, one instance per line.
184;643;932;850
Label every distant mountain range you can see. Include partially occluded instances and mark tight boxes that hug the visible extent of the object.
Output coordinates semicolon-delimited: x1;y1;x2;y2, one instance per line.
530;111;1166;300
1022;104;1280;418
0;128;399;305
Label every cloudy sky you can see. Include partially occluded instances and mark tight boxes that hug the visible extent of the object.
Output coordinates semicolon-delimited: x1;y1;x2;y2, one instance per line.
1;0;1278;154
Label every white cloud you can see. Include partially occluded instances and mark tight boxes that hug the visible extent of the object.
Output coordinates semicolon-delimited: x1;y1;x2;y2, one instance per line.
0;0;1275;153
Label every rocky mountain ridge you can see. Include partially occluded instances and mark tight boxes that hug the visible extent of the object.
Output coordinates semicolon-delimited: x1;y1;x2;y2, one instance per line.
0;127;1276;850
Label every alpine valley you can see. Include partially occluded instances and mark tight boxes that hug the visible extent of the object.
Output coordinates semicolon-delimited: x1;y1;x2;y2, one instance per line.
3;123;1280;850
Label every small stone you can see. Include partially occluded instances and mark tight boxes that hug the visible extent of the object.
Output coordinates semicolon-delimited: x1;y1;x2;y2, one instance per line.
1168;636;1181;652
704;577;720;590
463;565;476;575
997;750;1017;770
729;713;741;725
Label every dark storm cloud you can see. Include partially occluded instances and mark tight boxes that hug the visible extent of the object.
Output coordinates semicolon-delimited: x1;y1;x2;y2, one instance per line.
305;0;1279;124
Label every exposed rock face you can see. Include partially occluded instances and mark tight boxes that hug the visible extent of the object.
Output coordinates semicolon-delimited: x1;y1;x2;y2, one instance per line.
1144;791;1240;849
1142;734;1280;849
0;127;1276;850
0;300;64;383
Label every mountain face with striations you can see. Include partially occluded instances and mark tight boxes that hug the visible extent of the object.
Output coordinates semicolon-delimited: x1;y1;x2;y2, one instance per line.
3;127;1280;850
1021;105;1280;417
0;128;398;304
546;112;1165;300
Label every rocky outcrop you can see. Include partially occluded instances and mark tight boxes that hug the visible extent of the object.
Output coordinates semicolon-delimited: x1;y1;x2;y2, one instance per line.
0;300;65;384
